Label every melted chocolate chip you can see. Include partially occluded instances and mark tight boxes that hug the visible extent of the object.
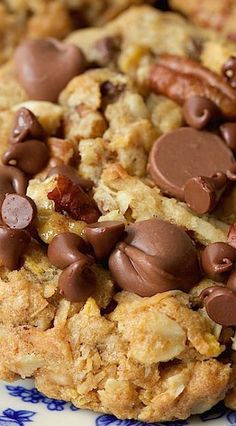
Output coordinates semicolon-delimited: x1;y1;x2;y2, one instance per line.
184;173;227;215
0;226;30;270
109;219;200;296
1;194;36;230
2;140;49;175
48;232;93;270
59;261;96;302
9;107;46;144
85;221;125;259
0;165;27;206
183;96;219;129
201;242;236;282
220;122;236;153
47;165;93;192
222;56;236;89
14;38;87;102
200;285;236;326
147;127;234;201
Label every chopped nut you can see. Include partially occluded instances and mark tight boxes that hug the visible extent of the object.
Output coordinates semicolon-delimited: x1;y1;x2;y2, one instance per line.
149;54;236;119
48;175;100;223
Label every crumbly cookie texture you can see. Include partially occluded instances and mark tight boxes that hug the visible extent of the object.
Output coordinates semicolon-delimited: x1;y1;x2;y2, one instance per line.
1;4;236;422
170;0;236;41
0;291;231;421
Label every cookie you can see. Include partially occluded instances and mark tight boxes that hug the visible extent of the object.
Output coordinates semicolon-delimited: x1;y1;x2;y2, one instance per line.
1;4;236;423
0;0;153;66
170;0;236;41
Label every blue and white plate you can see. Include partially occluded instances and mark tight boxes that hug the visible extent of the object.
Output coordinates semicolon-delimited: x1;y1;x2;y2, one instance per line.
0;379;236;426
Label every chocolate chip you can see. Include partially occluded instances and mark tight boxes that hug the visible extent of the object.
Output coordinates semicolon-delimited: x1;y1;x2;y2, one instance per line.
94;36;120;66
14;38;87;102
227;269;236;292
199;285;221;301
9;107;46;144
0;165;27;206
48;232;93;270
201;242;236;282
2;140;49;175
1;194;36;230
226;163;236;181
200;285;236;326
47;165;93;192
100;81;125;108
109;219;200;296
147;127;234;201
0;226;30;270
183;96;219;129
59;261;96;302
222;56;236;89
220;122;236;153
85;221;125;259
100;299;118;316
184;173;227;215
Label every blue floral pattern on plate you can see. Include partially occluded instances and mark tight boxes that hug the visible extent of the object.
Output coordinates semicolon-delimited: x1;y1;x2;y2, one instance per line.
2;379;236;425
6;385;78;412
95;414;188;426
0;408;35;426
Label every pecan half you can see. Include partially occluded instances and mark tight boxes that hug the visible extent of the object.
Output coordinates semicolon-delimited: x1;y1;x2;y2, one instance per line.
47;175;100;223
149;54;236;119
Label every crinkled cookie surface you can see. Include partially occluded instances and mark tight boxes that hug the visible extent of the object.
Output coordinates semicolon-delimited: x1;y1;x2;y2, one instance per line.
1;4;236;423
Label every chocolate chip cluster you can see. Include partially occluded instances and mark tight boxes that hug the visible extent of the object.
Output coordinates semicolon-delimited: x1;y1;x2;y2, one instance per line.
0;107;51;270
200;226;236;326
148;55;236;216
48;222;125;302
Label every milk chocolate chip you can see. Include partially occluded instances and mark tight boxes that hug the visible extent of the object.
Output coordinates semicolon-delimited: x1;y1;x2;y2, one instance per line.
2;140;49;175
1;194;36;230
14;38;87;102
147;127;234;200
48;232;93;270
201;286;236;326
9;107;46;144
85;221;125;259
0;226;30;270
184;173;227;215
222;56;236;89
109;219;200;296
59;261;96;302
220;122;236;153
227;269;236;293
47;165;93;192
183;96;219;129
201;242;236;282
0;165;27;206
